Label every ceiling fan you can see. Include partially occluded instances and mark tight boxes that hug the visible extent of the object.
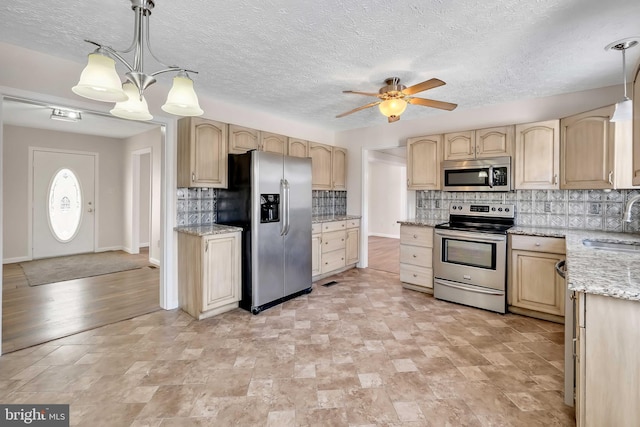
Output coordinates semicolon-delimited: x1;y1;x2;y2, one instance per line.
336;77;457;123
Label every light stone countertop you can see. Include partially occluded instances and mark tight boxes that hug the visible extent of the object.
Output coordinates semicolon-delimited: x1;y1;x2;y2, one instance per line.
312;215;361;224
174;224;243;236
397;219;444;227
509;226;640;302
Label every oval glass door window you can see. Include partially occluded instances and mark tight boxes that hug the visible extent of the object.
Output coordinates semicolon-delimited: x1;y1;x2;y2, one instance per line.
48;168;83;242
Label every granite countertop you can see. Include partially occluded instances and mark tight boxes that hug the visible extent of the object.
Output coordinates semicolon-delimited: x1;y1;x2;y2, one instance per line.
509;226;640;302
397;219;444;227
174;224;243;236
312;215;361;223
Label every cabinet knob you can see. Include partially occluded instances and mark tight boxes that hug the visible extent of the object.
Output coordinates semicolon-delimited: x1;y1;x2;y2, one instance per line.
412;254;417;258
413;274;418;277
341;238;344;242
413;234;418;239
535;243;540;246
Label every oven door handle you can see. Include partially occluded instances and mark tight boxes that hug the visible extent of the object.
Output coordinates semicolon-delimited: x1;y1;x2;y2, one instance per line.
435;230;506;243
488;165;494;188
435;278;504;296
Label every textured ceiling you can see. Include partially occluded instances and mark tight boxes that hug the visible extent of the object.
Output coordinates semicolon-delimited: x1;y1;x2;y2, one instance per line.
1;0;640;132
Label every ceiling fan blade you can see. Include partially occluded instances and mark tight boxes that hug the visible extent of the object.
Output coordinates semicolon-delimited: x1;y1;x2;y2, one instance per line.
388;115;400;123
342;90;381;97
408;97;458;111
335;101;380;118
402;78;446;96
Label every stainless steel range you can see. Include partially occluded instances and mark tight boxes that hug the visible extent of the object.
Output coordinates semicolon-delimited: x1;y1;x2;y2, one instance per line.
433;203;515;314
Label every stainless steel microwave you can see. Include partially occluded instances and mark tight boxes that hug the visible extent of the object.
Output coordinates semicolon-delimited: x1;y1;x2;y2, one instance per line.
441;156;511;192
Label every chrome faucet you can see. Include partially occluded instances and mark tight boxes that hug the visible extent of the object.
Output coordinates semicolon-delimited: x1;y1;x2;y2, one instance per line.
623;194;640;222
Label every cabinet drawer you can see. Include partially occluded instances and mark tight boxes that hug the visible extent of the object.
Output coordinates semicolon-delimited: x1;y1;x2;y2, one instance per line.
322;249;346;273
312;223;322;234
511;235;565;254
322;220;346;232
322;230;346;253
346;218;360;229
400;225;433;247
400;244;432;267
400;264;433;288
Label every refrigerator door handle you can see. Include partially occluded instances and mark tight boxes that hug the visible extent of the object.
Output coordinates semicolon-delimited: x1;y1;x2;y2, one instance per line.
284;179;291;235
280;179;287;236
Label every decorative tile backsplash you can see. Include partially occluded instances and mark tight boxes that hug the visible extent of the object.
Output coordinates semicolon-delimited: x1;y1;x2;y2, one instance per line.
177;188;347;226
416;189;640;233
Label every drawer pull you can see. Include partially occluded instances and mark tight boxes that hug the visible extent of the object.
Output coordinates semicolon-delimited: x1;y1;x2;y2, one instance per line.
413;234;418;238
341;238;344;242
412;254;417;258
413;274;418;277
535;243;540;246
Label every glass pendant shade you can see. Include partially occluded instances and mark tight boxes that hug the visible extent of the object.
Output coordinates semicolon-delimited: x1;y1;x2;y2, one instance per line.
72;52;127;102
378;98;407;117
610;97;633;122
161;74;204;116
110;82;153;121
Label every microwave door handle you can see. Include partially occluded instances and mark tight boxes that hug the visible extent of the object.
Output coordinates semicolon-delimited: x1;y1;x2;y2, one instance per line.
489;165;495;187
435;230;506;243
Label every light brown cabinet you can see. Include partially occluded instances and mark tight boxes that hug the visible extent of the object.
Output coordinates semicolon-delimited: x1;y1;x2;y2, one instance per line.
313;219;359;279
332;147;347;190
633;63;640;186
406;134;442;190
443;126;513;160
514;120;560;189
399;225;434;293
177;231;241;320
177;117;228;188
228;124;260;154
309;142;333;190
345;220;360;265
311;223;322;276
288;138;309;158
261;132;288;155
509;235;565;322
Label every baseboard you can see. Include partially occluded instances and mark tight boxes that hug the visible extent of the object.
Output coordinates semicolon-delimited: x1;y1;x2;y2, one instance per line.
3;256;31;265
149;257;160;266
368;233;400;239
97;246;126;253
139;243;150;248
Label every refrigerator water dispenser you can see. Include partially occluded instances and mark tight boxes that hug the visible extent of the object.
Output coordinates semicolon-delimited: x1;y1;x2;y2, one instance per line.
260;194;280;223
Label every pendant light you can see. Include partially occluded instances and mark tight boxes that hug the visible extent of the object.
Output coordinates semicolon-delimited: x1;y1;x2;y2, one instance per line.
73;0;203;121
606;38;638;122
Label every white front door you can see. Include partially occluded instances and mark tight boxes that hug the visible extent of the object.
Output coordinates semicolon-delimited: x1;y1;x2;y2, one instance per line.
32;150;96;259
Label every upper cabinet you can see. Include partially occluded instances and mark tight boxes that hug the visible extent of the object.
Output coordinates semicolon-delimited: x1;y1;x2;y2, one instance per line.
633;63;640;186
228;125;260;154
332;147;347;190
177;117;228;188
288;138;309;158
261;132;288;155
515;120;560;189
309;142;333;190
560;105;615;190
407;134;443;190
444;126;513;160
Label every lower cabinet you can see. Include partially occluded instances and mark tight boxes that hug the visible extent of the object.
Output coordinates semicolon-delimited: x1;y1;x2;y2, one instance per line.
313;218;360;280
508;234;566;322
178;231;241;319
399;225;434;293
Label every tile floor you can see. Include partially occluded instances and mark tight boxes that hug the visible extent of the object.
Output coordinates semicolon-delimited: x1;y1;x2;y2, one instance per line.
0;268;575;426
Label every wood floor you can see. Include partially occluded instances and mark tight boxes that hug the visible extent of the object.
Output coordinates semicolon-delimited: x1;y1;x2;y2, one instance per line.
367;236;400;274
2;250;160;353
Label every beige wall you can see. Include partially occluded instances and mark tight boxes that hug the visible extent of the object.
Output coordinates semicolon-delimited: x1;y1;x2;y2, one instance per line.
368;158;406;238
2;125;125;261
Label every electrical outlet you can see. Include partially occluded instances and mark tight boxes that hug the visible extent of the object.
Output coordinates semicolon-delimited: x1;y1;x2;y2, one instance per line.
544;202;551;213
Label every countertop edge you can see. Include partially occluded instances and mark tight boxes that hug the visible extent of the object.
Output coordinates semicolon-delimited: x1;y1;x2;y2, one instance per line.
174;225;243;236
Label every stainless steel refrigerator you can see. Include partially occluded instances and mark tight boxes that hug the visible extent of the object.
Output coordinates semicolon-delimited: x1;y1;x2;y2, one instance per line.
217;151;312;314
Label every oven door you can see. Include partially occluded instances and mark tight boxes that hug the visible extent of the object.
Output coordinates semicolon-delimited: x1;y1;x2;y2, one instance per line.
433;229;507;290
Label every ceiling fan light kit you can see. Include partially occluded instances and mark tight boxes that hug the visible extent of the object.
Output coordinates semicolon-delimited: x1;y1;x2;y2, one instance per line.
337;76;457;123
72;0;203;121
606;37;639;122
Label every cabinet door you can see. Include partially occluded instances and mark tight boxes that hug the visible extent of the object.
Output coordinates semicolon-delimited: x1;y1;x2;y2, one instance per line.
444;131;475;160
475;126;513;158
312;233;322;276
229;125;259;154
510;250;565;316
309;142;333;190
560;105;615;189
633;64;640;186
288;138;309;158
332;147;347;190
515;120;560;189
345;227;359;265
178;117;228;188
407;135;443;190
202;233;240;311
261;132;287;155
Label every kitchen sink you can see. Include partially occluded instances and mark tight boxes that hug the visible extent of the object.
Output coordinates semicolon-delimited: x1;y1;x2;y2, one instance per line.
582;239;640;253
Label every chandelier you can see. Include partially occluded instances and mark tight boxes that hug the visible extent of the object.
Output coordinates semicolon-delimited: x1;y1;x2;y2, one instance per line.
72;0;203;121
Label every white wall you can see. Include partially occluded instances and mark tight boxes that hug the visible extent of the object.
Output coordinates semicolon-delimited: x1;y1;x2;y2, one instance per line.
2;125;125;261
368;159;405;238
139;153;151;247
336;85;623;217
